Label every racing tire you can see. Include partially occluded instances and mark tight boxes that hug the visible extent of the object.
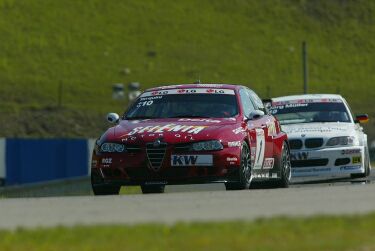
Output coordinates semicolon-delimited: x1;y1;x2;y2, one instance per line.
273;141;291;188
141;184;165;194
351;147;371;179
225;142;252;190
92;184;121;196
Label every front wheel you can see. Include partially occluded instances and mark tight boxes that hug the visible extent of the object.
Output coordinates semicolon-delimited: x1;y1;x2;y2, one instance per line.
351;148;371;179
225;142;252;190
91;173;120;195
274;141;291;188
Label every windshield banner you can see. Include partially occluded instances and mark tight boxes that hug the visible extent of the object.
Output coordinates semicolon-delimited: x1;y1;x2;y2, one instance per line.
140;88;235;98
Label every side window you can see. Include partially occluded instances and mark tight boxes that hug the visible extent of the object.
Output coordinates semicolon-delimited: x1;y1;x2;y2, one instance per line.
247;89;266;113
239;89;255;117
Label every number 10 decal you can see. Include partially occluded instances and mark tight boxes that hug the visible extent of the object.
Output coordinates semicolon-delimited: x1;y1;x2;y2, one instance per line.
254;129;265;169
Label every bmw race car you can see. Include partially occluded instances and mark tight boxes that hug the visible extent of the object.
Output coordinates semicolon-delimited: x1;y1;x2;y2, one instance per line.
269;94;371;179
91;84;291;195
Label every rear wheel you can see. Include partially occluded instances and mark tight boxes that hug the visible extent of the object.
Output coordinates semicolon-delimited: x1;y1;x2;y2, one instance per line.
141;184;165;194
225;142;252;190
351;148;370;179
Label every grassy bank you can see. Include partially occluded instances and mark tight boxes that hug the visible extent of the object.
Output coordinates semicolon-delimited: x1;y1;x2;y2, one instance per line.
0;214;375;251
0;0;374;139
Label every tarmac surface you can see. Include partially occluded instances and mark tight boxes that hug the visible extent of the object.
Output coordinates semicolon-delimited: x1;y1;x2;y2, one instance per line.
0;173;374;230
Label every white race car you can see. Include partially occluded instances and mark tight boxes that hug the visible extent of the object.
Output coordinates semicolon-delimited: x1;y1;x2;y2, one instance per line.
269;94;371;179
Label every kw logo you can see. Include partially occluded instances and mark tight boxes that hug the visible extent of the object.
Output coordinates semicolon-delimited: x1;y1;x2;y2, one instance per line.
172;155;198;166
290;152;309;160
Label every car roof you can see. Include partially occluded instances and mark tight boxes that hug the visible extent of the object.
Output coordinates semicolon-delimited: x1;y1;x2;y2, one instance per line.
145;83;243;92
272;94;344;102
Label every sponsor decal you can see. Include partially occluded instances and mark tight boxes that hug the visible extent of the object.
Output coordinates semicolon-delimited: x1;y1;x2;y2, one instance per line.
226;157;238;162
267;122;277;137
145;181;168;185
139;95;163;101
171;155;213;166
232;127;245;135
250;147;256;161
263;158;274;169
140;88;235;97
290;152;309;160
254;173;269;178
228;141;241;147
283;126;346;134
101;158;112;164
254;129;265;170
352;156;361;164
136;100;154;107
292;167;331;173
272;98;342;106
126;124;208;135
340;165;361;171
341;149;361;155
178;118;221;123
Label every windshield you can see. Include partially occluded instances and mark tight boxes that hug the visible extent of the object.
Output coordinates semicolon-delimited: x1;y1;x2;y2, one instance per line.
125;91;239;119
270;101;351;125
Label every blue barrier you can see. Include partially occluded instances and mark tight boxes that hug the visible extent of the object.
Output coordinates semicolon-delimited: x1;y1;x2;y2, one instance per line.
5;139;89;185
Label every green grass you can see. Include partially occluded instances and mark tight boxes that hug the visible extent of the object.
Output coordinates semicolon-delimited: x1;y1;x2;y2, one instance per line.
0;0;374;139
1;214;375;251
119;186;141;195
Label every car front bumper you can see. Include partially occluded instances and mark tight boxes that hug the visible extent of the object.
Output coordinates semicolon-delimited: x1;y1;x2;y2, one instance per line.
290;146;365;177
91;146;242;186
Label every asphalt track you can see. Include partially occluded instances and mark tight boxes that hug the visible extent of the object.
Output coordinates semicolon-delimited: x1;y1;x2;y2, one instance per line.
0;172;374;230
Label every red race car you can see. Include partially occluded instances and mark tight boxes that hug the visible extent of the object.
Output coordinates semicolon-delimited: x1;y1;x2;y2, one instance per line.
91;84;291;195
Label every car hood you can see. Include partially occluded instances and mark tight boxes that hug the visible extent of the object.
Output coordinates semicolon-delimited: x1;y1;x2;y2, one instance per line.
281;122;356;139
104;118;238;144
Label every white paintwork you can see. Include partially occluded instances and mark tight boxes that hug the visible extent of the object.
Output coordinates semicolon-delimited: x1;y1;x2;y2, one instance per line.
273;94;369;178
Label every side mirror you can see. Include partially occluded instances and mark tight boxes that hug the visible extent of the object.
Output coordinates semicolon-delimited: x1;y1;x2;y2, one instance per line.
249;110;265;120
355;114;369;124
106;113;120;124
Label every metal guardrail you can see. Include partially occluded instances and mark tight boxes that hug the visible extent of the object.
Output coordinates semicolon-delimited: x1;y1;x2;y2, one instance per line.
0;176;92;198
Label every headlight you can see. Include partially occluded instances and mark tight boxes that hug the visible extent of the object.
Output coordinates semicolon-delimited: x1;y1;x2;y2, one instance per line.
191;140;223;151
326;136;358;147
100;143;126;152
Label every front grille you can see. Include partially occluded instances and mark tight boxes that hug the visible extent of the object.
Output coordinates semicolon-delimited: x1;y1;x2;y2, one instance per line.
291;158;329;167
126;145;142;153
174;143;191;152
335;158;350;166
146;142;167;170
289;139;303;150
305;138;323;148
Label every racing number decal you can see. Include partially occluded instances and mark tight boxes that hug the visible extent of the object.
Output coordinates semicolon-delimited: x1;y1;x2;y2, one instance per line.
254;129;265;169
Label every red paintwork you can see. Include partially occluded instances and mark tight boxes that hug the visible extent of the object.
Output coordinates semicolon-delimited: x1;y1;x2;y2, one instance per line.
91;84;288;185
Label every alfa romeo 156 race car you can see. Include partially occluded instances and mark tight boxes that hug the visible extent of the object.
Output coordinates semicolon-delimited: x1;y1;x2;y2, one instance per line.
269;94;371;179
91;84;291;195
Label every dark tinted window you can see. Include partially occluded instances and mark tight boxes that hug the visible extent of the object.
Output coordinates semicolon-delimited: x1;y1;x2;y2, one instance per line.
270;102;351;124
126;94;239;119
